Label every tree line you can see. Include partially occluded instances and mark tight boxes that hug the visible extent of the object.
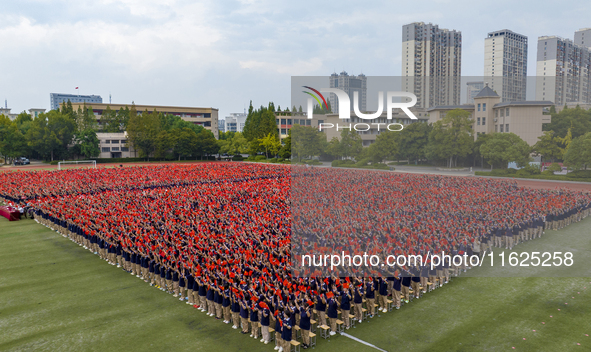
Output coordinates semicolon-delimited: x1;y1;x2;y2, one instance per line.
289;107;591;170
0;101;219;163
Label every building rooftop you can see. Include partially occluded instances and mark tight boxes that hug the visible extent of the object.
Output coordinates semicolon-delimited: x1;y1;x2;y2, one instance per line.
474;85;499;98
427;104;474;111
493;101;554;108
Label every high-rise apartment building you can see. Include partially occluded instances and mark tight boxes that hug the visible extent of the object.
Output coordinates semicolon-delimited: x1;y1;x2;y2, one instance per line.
484;30;528;102
50;93;102;111
574;28;591;48
535;36;591;105
402;22;462;109
329;71;367;114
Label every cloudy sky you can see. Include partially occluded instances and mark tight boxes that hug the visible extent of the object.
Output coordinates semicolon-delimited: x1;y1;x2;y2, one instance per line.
1;0;590;119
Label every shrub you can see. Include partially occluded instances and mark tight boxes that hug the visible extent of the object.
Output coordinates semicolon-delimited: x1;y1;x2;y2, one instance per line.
547;163;562;173
522;164;541;175
232;155;244;161
254;155;267;161
568;170;591;178
355;158;370;167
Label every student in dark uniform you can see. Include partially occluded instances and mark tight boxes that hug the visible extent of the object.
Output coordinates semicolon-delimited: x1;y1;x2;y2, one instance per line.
206;283;215;316
249;302;259;339
365;279;376;318
326;292;338;335
231;293;240;329
198;278;207;311
274;309;284;351
401;276;411;304
378;278;389;313
297;301;312;348
392;275;402;309
222;286;231;323
280;311;293;352
260;303;271;344
353;282;364;323
315;290;327;327
340;285;352;329
239;300;249;334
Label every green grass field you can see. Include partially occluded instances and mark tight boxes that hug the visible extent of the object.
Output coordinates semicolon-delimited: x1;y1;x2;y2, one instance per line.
1;217;590;351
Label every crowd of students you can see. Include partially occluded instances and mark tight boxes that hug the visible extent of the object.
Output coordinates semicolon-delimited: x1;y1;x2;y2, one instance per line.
2;164;590;351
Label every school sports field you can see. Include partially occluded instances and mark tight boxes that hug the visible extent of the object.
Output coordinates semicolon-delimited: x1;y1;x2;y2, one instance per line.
1;215;589;352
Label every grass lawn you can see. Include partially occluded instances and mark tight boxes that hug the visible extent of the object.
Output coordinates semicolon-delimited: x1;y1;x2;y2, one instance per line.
1;218;590;351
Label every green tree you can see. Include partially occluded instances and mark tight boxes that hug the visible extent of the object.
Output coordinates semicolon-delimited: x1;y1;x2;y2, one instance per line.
101;106;121;132
564;132;591;170
25;110;76;161
278;130;291;159
170;128;198;160
195;130;219;159
426;109;474;167
75;129;100;159
543;106;591;139
126;109;161;160
291;125;327;161
532;131;563;162
0;116;27;163
396;122;431;163
325;137;344;160
339;129;363;160
480;132;532;169
368;130;398;163
258;133;281;158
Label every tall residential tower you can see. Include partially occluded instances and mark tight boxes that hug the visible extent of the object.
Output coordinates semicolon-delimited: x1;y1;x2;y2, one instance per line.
484;29;528;102
329;71;367;114
402;22;462;109
535;35;591;105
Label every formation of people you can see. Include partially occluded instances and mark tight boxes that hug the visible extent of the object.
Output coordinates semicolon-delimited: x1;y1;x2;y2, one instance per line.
2;163;590;350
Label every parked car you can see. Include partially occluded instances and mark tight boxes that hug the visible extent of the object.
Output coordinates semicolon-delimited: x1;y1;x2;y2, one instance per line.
13;157;30;165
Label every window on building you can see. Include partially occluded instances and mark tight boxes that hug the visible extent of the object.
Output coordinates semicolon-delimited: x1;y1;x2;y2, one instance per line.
477;103;481;111
306;120;311;126
281;119;286;125
111;140;119;144
111;147;119;151
276;119;279;125
477;117;481;125
482;117;486;125
318;120;324;124
505;108;509;116
483;103;486;111
281;129;287;135
121;147;129;152
500;109;504;117
505;124;509;132
500;125;504;132
287;119;292;125
104;140;110;144
102;147;110;152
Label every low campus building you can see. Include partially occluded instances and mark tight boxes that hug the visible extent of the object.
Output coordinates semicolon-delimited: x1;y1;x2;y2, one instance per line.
96;132;135;159
427;85;552;145
70;103;219;139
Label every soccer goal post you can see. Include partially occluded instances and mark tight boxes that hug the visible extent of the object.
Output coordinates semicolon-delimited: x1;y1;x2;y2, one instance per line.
57;160;97;170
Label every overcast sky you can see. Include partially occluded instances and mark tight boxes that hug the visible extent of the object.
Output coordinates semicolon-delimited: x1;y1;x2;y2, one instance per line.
2;0;590;119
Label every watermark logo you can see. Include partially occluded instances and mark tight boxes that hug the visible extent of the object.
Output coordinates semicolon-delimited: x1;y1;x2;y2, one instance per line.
304;87;418;120
303;87;418;132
